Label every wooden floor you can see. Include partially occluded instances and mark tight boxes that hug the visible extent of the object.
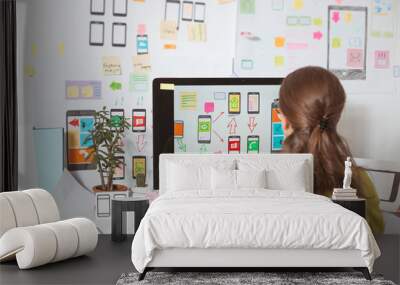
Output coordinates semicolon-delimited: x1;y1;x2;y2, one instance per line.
0;234;398;285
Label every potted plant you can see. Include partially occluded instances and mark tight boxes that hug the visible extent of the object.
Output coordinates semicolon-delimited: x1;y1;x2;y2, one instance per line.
87;106;130;192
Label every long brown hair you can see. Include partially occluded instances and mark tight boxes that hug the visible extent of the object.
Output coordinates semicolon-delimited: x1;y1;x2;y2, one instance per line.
279;66;361;196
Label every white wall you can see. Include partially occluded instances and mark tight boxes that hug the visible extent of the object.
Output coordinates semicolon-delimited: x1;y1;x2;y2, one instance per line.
17;0;400;193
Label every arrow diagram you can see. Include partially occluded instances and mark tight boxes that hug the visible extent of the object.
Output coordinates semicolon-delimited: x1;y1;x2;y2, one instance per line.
227;118;238;135
136;134;147;152
212;130;224;143
248;117;257;133
110;81;122;91
213;112;224;123
69;119;79;127
176;138;187;152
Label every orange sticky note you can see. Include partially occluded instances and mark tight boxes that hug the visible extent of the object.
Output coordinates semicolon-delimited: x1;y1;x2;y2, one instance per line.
275;37;285;48
164;43;176;49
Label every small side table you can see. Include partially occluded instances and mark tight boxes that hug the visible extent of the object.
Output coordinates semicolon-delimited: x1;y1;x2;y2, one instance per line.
332;198;366;218
111;196;149;242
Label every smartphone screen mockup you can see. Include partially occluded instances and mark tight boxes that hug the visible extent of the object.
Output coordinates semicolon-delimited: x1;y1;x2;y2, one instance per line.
110;109;124;131
136;35;148;54
271;100;284;152
247;135;259;154
197;115;211;144
228;92;241;114
132;109;146;132
247;92;260;114
228;135;241;154
174;120;184;138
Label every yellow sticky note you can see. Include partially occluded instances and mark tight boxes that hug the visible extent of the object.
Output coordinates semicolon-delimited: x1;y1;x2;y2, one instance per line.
102;56;122;75
160;20;178;40
67;86;79;98
218;0;234;3
275;36;285;48
344;11;352;23
81;85;94;98
32;44;38;57
58;42;65;56
187;22;207;42
24;65;36;77
292;0;303;10
274;55;285;67
332;37;342;48
133;54;151;72
313;18;322;26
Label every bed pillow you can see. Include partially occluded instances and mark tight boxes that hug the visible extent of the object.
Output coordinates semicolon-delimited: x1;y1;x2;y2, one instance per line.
237;159;308;191
211;168;236;190
167;160;236;191
236;169;267;189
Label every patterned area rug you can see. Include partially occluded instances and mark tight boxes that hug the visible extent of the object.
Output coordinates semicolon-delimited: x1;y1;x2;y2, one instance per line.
116;271;396;285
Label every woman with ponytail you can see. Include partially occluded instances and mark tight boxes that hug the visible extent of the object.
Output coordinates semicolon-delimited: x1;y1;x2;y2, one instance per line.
278;66;384;234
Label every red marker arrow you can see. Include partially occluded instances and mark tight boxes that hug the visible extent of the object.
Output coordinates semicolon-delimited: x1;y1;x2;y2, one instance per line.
313;31;323;40
213;112;224;123
69;119;79;127
332;11;340;23
136;134;147;152
227;118;238;135
212;130;224;143
248;117;257;133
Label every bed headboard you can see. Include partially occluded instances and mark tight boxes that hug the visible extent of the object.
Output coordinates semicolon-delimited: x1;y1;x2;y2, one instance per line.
159;154;314;195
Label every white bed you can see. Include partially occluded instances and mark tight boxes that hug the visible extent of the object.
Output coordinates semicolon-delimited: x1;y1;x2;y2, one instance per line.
131;154;380;280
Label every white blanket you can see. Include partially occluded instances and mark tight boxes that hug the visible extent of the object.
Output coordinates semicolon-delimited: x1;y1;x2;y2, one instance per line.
131;190;380;272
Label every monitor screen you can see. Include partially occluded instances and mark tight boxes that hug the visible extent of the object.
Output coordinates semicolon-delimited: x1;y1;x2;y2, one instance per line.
153;77;283;188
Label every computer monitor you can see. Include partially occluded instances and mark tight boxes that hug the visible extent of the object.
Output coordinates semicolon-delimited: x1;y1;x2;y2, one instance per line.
152;77;283;189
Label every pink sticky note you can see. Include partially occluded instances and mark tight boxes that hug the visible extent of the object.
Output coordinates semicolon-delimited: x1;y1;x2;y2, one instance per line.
313;31;323;40
204;102;214;113
347;49;363;68
332;11;340;23
137;24;146;35
374;50;390;69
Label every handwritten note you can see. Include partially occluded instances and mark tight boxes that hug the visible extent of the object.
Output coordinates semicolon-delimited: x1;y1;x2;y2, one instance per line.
180;92;197;110
187;22;207;42
160;20;177;40
133;54;151;72
102;56;122;75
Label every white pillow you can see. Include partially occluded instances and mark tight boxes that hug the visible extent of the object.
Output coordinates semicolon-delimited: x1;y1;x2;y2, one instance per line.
211;168;236;190
236;169;267;189
167;160;236;191
238;159;307;191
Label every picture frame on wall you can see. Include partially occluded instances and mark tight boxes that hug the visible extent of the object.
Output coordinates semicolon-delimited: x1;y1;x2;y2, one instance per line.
90;0;105;15
112;22;127;47
89;21;105;46
113;0;128;17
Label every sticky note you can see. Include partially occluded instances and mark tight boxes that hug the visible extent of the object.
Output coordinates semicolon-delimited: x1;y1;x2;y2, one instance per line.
332;37;342;48
274;55;285;67
313;31;323;40
275;36;285;48
204;102;214;113
24;65;36;77
313;18;322;26
160;83;175;90
187;22;207;42
81;85;94;98
240;0;255;14
160;20;178;40
241;59;254;70
217;0;234;4
332;11;340;23
292;0;304;11
102;56;122;75
133;54;151;72
179;92;197;110
344;11;352;23
67;86;79;98
137;24;146;35
164;43;176;49
129;73;148;91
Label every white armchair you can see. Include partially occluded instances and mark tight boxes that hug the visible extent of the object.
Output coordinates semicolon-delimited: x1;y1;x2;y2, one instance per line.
0;189;98;269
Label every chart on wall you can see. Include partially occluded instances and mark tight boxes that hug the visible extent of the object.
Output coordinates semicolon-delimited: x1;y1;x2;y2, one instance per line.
235;0;399;94
173;84;282;154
